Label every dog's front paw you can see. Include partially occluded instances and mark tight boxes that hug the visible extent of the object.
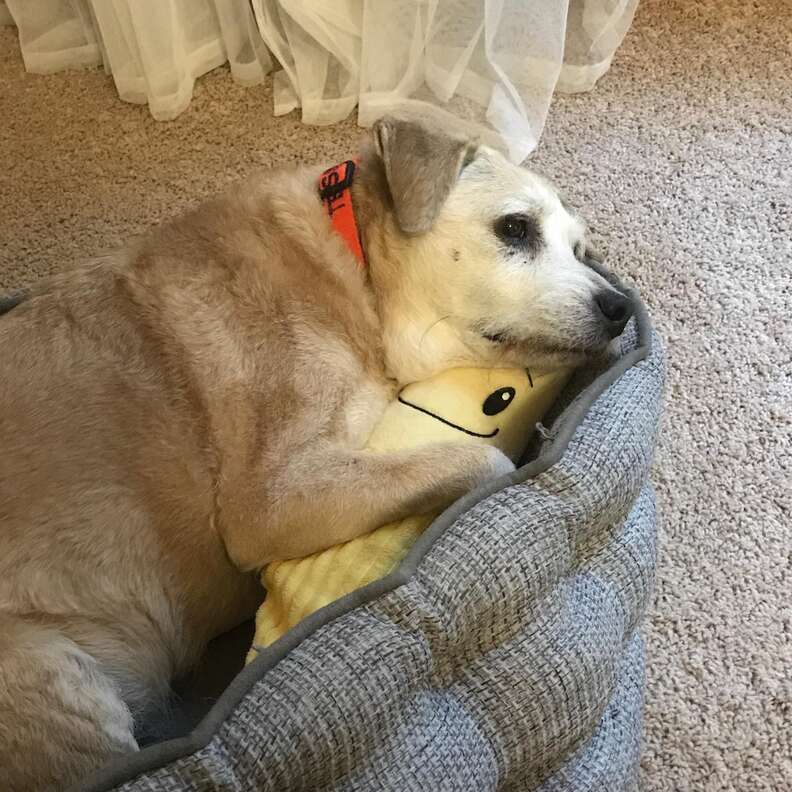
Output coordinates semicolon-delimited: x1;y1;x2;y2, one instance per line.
485;446;517;478
476;445;517;482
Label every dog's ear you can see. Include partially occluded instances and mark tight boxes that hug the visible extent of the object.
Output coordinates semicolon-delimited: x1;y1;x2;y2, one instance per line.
372;116;474;235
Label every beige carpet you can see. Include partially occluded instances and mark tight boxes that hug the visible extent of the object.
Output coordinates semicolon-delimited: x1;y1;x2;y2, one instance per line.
1;0;789;789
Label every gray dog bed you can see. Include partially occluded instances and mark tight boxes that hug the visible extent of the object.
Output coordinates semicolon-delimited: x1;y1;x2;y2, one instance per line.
78;292;664;792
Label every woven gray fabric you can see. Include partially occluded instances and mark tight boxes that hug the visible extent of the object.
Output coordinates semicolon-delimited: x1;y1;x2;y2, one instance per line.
84;314;664;792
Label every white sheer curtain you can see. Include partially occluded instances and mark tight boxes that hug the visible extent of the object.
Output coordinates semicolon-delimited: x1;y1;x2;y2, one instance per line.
1;0;638;162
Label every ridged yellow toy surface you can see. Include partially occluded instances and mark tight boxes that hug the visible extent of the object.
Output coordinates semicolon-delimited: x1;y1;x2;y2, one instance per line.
247;366;570;662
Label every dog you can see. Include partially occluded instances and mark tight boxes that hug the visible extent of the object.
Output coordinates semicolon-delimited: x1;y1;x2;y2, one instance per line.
0;117;633;790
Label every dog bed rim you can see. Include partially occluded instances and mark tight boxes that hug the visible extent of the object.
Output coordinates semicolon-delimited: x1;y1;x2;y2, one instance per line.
77;284;654;792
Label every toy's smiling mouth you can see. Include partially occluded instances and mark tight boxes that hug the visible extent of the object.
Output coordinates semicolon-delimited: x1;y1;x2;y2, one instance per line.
396;395;499;438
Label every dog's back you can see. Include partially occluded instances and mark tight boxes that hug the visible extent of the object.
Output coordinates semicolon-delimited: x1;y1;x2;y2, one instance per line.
0;161;388;789
0;260;263;790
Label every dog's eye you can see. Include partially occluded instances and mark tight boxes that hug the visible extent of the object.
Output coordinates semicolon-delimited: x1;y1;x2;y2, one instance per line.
494;214;541;252
496;215;530;241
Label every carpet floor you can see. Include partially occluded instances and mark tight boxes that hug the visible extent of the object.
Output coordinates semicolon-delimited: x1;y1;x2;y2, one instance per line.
0;0;789;789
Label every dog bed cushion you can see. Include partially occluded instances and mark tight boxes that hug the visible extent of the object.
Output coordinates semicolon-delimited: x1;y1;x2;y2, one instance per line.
80;294;664;792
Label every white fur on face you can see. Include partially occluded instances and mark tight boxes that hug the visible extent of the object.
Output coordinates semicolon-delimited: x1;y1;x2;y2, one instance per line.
385;146;618;381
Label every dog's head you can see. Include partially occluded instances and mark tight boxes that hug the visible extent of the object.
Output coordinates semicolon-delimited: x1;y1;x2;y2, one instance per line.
364;117;633;380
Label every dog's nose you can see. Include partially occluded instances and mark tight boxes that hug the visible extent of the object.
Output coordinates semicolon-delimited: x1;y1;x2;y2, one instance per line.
594;290;634;337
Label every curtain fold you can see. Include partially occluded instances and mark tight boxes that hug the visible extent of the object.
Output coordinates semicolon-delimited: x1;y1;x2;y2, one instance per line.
2;0;639;161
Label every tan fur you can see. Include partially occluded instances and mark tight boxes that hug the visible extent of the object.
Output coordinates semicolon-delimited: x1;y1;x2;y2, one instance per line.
0;118;622;790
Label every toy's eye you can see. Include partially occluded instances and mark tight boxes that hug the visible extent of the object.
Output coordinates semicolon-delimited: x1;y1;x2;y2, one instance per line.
482;387;515;416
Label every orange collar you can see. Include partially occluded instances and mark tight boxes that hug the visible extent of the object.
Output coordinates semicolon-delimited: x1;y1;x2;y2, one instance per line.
318;160;366;268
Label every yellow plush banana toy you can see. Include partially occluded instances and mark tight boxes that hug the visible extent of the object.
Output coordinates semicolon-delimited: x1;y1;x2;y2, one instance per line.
247;366;570;662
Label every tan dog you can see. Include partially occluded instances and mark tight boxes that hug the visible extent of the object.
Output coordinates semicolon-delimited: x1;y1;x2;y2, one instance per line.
0;118;632;791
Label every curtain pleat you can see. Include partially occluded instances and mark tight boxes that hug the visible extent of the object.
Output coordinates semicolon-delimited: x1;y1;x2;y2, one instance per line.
3;0;639;161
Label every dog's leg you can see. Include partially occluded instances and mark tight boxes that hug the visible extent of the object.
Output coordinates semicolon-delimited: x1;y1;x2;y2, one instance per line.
220;442;514;568
0;613;138;792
